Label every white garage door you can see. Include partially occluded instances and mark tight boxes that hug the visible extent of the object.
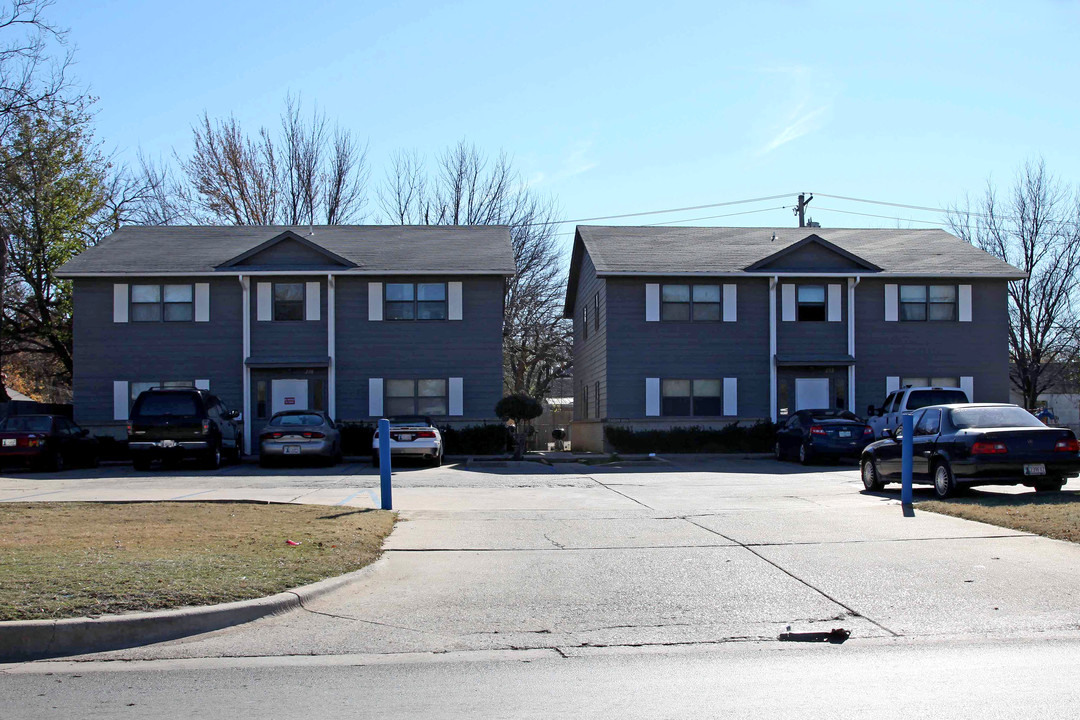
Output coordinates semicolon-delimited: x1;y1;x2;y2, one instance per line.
271;379;308;415
795;378;830;411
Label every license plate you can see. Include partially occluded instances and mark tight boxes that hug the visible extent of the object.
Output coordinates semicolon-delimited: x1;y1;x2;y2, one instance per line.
397;434;413;442
283;445;301;455
839;430;851;438
2;438;15;447
1024;463;1046;476
160;439;177;448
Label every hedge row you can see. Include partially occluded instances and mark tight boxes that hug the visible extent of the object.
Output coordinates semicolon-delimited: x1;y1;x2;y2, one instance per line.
603;422;777;454
339;422;511;456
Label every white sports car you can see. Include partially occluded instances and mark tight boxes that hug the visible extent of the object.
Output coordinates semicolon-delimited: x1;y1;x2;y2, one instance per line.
372;416;444;467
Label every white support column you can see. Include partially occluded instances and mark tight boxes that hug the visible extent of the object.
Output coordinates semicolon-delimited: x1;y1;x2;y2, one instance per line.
769;276;777;423
241;275;251;455
327;274;336;420
848;277;858;413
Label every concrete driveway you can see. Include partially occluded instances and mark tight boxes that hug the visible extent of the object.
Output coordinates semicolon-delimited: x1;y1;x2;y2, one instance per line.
3;457;1080;661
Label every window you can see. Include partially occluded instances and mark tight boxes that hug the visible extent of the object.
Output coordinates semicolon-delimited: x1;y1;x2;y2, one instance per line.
660;378;727;416
256;381;267;418
661;284;720;322
796;285;826;321
386;283;447;321
900;285;956;322
583;303;589;340
131;284;194;322
273;283;305;321
915;409;941;436
385;379;448;416
594;292;600;331
691;379;722;416
581;384;589;419
901;377;960;389
594;381;600;418
130;380;194;405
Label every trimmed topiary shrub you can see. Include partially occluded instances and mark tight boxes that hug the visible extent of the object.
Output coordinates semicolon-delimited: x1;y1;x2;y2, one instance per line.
603;421;777;454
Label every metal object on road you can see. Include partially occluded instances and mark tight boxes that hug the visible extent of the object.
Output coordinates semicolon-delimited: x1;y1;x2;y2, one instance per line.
379;417;392;510
901;412;913;506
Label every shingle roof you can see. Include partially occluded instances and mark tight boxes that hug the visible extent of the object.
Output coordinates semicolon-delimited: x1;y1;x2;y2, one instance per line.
564;225;1025;315
577;226;1023;276
57;225;517;276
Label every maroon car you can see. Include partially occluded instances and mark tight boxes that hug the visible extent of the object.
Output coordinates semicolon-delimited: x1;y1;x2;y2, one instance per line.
0;414;99;471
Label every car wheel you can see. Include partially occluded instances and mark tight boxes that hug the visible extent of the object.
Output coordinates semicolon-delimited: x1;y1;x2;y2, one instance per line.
50;451;65;472
228;434;243;463
799;443;812;465
1035;479;1065;493
132;455;152;471
203;442;222;470
933;460;958;499
861;456;885;491
431;451;442;467
774;441;784;461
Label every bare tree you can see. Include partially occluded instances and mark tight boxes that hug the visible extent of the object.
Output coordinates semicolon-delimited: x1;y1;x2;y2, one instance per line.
380;141;572;400
948;158;1080;408
173;96;368;226
0;0;70;141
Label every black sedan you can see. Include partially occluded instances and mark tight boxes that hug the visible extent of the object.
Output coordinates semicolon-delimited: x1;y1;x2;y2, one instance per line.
775;409;874;464
860;403;1080;498
0;414;99;471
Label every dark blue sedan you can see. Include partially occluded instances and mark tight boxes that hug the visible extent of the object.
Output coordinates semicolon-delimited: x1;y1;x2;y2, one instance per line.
775;409;874;464
859;403;1080;498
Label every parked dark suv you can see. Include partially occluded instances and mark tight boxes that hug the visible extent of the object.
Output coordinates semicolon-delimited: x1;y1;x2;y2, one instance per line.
128;388;242;470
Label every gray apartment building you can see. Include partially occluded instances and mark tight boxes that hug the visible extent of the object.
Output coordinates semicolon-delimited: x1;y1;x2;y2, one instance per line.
564;226;1025;451
56;226;516;453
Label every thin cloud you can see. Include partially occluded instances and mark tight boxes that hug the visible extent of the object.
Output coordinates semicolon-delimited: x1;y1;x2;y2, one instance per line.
754;65;836;154
763;103;830;153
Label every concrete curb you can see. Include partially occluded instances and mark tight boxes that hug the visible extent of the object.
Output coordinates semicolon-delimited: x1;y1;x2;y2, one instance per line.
0;561;383;663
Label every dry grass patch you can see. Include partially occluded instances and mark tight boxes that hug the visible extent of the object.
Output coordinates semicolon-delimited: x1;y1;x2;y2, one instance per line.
921;491;1080;543
0;502;395;621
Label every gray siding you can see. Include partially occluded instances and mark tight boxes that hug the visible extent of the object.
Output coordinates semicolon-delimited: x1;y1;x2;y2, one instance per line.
72;277;244;425
249;276;328;359
758;243;868;272
854;278;1010;410
571;252;607;420
334;275;505;423
776;278;849;357
603;276;771;420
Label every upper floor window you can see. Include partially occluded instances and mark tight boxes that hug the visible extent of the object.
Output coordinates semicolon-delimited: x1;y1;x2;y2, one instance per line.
131;284;193;322
900;285;956;321
661;284;720;321
594;292;600;331
796;285;826;321
583;303;589;340
386;283;447;321
273;283;305;321
901;376;960;389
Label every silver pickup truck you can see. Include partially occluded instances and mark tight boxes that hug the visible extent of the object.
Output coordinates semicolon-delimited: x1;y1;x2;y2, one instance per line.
866;386;970;439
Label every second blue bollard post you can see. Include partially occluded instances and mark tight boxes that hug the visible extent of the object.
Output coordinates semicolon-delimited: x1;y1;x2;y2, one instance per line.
378;417;392;510
901;412;914;506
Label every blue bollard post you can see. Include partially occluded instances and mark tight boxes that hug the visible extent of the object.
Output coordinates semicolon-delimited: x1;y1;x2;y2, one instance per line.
378;418;392;510
901;412;914;506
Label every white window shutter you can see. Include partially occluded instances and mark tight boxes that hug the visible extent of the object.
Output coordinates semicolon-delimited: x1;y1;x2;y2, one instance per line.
195;379;210;390
886;376;900;394
305;282;321;321
256;282;272;321
958;285;972;322
960;376;974;401
723;378;738;416
884;284;898;322
645;283;660;322
113;381;129;421
448;282;463;320
113;284;128;323
368;282;383;321
781;284;796;322
645;378;660;416
449;377;464;416
368;378;383;417
827;284;842;322
194;283;210;322
723;284;737;322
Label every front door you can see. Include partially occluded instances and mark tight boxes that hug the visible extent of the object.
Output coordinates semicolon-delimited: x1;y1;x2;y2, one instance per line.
795;378;830;411
271;379;309;415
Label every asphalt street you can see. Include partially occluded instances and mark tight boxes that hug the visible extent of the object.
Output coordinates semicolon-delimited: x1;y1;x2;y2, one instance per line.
2;456;1079;716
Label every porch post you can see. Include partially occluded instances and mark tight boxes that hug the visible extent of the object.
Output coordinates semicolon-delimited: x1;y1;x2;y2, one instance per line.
769;276;777;423
327;274;336;420
240;275;251;455
847;277;857;414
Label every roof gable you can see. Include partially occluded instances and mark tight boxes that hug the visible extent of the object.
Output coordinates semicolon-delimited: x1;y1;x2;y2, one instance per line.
744;234;882;272
216;231;356;269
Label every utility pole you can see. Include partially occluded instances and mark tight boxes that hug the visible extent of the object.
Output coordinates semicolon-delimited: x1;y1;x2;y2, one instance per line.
793;193;813;228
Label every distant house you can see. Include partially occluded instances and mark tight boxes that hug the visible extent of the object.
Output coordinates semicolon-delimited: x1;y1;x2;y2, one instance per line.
1008;364;1080;430
56;225;516;452
563;226;1025;452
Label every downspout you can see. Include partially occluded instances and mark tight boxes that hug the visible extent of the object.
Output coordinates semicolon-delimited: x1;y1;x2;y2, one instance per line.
848;276;860;414
327;274;336;421
240;275;251;455
769;276;778;423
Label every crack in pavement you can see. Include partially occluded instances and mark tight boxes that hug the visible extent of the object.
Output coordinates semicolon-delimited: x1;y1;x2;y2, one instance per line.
584;474;656;510
386;544;737;553
683;518;901;638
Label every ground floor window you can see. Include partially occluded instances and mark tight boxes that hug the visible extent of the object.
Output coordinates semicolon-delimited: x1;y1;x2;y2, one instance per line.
901;376;961;388
130;380;194;407
386;379;448;416
661;379;722;416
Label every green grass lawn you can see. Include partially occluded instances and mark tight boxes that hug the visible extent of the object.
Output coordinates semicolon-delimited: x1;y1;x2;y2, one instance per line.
0;502;395;621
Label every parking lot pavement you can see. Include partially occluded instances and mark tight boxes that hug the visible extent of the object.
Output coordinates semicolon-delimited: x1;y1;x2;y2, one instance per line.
13;456;1077;665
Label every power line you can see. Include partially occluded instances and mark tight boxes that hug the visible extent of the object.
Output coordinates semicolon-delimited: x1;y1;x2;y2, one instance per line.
526;193;796;227
646;206;789;226
811;205;948;227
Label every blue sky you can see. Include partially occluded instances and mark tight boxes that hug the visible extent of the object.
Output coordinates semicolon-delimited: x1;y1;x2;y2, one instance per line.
58;0;1080;248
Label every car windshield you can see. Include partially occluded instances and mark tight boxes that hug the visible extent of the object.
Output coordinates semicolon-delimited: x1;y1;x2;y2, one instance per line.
809;410;860;422
951;406;1044;429
133;393;199;417
269;413;324;427
389;416;432;427
0;416;52;432
907;390;968;410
